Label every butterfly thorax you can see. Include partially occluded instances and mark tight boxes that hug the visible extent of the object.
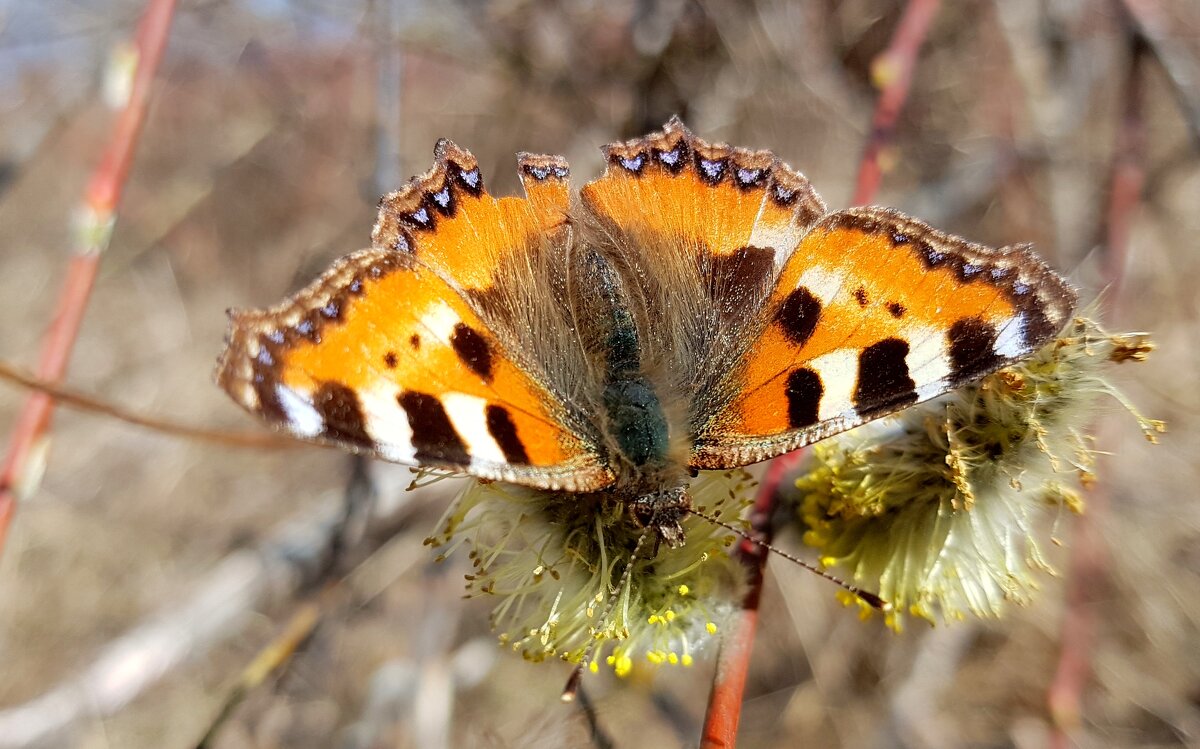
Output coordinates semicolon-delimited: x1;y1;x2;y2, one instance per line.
575;246;692;545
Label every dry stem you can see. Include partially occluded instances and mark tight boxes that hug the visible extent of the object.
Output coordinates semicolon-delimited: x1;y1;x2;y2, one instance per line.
0;0;179;554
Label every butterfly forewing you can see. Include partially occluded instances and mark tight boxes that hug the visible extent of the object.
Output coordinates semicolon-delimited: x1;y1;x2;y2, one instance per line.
218;169;613;492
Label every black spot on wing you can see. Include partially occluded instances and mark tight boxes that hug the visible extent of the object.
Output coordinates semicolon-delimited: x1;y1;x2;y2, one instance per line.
452;164;484;197
854;338;917;419
654;141;689;173
887;301;906;318
785;368;823;428
854;287;869;307
775;287;822;347
313;381;372;446
947;317;1002;384
733;165;769;190
450;323;493;381
771;182;798;207
383;351;398;368
397;391;470;464
485;405;530;464
428;180;456;218
695;154;728;185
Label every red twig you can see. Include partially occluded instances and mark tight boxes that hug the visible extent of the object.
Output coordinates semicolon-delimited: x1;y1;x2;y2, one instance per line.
699;453;801;749
1047;27;1147;749
852;0;942;206
699;4;940;743
0;0;178;554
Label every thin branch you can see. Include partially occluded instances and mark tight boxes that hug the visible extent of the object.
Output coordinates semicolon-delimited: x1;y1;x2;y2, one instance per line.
853;0;942;206
194;598;325;749
698;452;800;749
0;0;178;554
0;360;301;450
1047;25;1148;749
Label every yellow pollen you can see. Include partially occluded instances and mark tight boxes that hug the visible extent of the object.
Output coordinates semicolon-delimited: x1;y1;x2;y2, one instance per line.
682;654;694;667
677;584;690;596
706;622;718;635
615;655;633;677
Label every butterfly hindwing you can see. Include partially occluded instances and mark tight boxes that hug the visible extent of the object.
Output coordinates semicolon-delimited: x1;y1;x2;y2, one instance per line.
580;117;826;310
691;206;1078;469
576;119;830;431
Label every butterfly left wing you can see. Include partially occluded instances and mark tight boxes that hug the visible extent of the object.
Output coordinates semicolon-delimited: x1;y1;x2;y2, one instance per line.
690;206;1078;469
217;137;617;492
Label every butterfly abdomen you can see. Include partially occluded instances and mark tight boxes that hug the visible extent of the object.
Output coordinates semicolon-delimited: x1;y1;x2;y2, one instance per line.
575;246;676;473
603;377;669;468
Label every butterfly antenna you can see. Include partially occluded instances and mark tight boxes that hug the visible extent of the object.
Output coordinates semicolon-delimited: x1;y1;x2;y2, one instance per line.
685;507;889;611
561;521;655;702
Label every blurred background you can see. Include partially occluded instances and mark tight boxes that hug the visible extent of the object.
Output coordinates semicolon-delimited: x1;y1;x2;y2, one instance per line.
0;1;1197;747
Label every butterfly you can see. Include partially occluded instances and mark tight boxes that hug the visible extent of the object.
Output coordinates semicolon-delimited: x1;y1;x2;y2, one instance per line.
216;117;1077;547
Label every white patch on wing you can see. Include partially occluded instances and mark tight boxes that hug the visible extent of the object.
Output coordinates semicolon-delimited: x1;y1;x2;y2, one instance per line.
441;392;506;465
276;384;323;437
796;266;844;306
359;386;416;463
747;209;798;263
419;301;461;343
993;314;1027;359
906;326;952;402
808;348;860;422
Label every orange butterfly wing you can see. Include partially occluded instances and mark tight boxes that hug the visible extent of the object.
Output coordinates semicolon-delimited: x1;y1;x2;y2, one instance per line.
691;207;1078;468
217;145;613;492
580;116;826;296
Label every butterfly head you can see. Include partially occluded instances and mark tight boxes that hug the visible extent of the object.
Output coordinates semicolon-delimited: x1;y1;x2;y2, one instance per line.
628;484;690;551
